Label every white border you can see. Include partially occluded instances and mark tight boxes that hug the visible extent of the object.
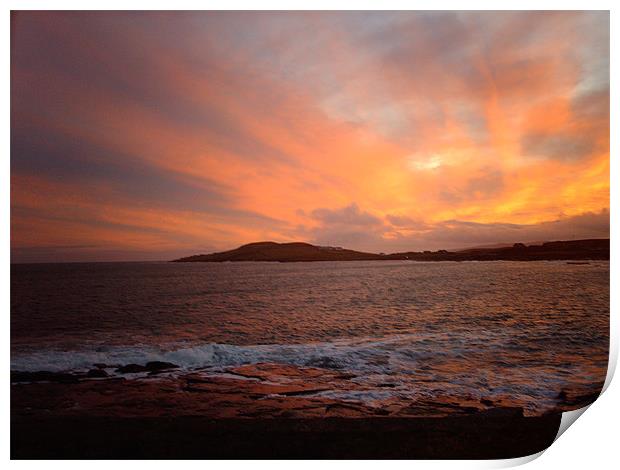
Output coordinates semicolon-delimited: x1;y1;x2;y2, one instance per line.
2;1;618;10
4;1;617;467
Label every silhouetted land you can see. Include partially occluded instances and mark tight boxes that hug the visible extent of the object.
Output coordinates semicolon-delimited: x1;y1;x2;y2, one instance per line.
174;238;609;263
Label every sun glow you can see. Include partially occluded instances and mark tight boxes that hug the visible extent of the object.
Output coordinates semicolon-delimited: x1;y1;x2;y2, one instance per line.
10;11;609;261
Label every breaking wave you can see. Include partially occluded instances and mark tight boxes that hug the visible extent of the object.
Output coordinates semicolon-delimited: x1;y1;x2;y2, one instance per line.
10;334;429;374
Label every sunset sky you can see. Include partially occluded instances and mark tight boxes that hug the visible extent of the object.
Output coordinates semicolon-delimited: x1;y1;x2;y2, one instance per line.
11;11;609;262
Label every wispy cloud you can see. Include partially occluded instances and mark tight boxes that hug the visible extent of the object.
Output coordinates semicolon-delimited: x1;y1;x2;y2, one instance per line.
11;11;609;261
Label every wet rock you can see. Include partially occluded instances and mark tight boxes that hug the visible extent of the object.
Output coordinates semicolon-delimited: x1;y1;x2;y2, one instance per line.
115;362;178;374
337;373;357;380
87;369;108;378
305;357;343;369
278;387;331;397
145;361;179;373
229;363;334;381
555;389;600;408
116;364;147;374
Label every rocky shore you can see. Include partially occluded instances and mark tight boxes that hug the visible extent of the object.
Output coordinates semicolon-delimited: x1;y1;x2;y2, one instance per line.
11;361;596;458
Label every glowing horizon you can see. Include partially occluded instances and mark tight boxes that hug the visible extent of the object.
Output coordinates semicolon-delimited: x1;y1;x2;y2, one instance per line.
11;11;609;262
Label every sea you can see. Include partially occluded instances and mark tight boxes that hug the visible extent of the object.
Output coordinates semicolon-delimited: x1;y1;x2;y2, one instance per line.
11;259;609;415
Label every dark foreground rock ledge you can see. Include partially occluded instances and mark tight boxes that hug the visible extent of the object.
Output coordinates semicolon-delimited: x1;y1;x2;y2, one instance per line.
12;414;561;459
11;362;593;458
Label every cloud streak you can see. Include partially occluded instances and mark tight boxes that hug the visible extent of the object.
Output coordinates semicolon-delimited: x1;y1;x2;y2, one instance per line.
304;204;609;253
11;11;609;262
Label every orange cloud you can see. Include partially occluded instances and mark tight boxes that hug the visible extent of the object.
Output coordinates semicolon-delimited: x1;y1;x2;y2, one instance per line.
11;11;609;261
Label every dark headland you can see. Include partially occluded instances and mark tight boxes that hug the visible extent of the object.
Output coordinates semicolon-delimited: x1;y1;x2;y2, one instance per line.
173;238;609;263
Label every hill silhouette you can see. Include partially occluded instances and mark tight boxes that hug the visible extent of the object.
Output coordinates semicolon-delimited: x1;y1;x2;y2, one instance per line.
173;239;609;262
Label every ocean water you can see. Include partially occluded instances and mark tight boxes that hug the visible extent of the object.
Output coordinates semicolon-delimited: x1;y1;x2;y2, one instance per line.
11;260;609;414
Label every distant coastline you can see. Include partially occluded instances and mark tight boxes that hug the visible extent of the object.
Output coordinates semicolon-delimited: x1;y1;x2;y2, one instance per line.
173;238;610;263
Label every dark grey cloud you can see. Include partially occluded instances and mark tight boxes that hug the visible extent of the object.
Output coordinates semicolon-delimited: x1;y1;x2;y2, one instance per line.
521;132;594;161
295;203;387;251
311;203;383;227
303;204;609;253
385;214;427;229
571;89;609;121
520;87;608;162
441;168;504;203
11;12;300;168
412;210;609;251
10;245;208;264
11;123;236;214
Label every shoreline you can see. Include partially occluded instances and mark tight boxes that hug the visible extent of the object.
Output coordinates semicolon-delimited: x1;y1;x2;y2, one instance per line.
11;363;602;419
11;361;599;458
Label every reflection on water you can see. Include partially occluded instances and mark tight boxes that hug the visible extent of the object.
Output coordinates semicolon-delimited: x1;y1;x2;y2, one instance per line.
11;260;609;414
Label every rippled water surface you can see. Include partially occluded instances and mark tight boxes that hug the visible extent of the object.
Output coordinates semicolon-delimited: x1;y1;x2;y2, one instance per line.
11;260;609;414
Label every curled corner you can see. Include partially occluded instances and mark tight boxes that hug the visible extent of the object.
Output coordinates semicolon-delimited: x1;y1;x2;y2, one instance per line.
490;449;546;468
552;344;615;444
552;318;619;441
555;406;590;441
489;409;590;469
553;352;613;444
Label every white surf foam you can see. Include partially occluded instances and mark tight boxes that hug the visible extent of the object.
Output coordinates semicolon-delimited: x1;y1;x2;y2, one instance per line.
10;334;434;375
